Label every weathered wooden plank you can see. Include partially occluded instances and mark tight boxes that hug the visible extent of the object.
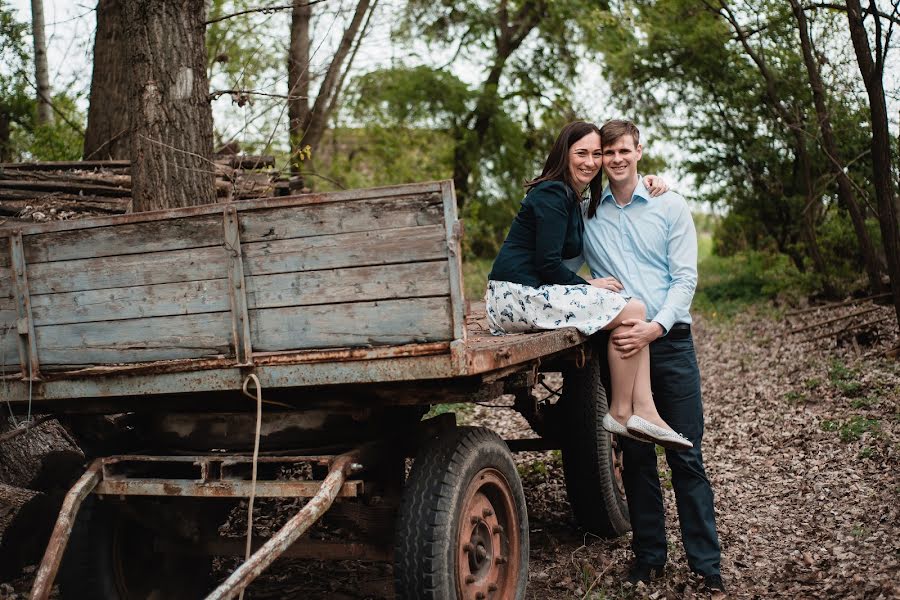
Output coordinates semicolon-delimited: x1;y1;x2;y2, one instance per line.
250;298;453;352
27;262;450;327
26;246;230;295
23;213;224;264
0;310;18;369
238;194;443;243
0;267;13;310
29;279;230;326
26;225;445;296
243;225;447;277
34;312;233;365
245;262;450;311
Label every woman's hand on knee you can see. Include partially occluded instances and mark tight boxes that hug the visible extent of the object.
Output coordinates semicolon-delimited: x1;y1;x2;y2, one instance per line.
588;277;623;292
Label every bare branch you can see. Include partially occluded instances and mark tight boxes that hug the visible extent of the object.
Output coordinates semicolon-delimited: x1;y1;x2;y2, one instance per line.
805;2;900;26
205;0;330;26
210;89;309;101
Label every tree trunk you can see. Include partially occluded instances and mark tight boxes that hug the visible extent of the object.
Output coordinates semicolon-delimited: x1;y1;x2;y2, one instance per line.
288;1;311;174
0;111;11;162
83;0;131;160
123;0;215;211
30;0;53;126
450;4;542;208
298;0;374;155
789;0;885;293
845;0;900;330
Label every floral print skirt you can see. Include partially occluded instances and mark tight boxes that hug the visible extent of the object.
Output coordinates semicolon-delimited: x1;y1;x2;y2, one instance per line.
485;280;628;336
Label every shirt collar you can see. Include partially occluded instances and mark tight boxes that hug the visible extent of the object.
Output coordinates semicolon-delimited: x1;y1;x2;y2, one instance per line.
601;175;649;207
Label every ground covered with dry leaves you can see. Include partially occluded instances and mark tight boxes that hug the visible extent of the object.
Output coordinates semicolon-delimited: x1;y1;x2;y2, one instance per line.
516;302;899;600
2;302;897;600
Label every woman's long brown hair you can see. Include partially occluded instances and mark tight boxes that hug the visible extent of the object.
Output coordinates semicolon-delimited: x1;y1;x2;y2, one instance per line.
526;121;603;205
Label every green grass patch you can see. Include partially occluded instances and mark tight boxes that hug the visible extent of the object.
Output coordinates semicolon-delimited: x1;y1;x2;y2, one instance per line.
694;250;811;319
829;360;864;397
839;416;879;442
784;391;805;404
821;419;839;432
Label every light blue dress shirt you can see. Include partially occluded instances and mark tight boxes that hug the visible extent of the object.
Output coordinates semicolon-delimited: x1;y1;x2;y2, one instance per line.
581;178;698;334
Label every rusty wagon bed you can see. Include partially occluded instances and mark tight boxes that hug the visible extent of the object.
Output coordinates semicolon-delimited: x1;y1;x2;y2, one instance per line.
1;180;586;412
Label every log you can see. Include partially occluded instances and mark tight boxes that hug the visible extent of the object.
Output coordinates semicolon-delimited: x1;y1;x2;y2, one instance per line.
0;180;133;197
0;483;63;582
0;418;80;488
223;155;275;169
0;159;131;171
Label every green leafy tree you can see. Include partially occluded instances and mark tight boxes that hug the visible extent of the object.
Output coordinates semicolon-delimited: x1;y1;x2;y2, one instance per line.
0;3;32;161
596;0;886;297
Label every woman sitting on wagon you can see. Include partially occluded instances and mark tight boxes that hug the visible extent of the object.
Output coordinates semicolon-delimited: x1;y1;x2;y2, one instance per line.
485;121;691;450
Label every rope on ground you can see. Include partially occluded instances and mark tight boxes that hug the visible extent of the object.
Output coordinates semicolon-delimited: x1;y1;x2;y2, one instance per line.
239;373;264;600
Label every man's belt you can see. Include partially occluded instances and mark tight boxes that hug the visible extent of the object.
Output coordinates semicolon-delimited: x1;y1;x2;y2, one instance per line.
668;322;692;339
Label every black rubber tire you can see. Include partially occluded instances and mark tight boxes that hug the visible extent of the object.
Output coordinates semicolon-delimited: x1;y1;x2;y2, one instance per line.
58;498;212;599
394;426;529;600
559;351;631;537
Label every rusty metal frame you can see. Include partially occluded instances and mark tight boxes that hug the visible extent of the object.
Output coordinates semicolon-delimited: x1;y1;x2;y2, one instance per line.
205;451;360;600
30;460;102;600
94;454;363;498
223;205;253;366
9;231;40;380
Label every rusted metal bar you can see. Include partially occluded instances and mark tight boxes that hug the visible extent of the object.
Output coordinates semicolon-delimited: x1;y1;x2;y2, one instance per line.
30;460;102;600
9;231;41;380
788;306;881;334
27;341;452;381
223;205;252;365
94;479;362;498
205;451;360;600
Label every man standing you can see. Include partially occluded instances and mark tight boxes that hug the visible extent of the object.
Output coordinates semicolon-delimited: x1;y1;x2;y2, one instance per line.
582;119;724;593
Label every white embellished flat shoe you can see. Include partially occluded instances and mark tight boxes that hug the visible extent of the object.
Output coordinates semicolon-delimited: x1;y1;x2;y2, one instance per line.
626;415;693;451
602;413;651;443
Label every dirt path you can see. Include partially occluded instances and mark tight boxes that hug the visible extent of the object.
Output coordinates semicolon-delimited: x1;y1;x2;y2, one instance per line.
4;307;897;599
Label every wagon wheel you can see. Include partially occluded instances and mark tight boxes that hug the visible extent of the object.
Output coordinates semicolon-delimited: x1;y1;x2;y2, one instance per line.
395;426;528;599
559;352;630;537
59;498;212;600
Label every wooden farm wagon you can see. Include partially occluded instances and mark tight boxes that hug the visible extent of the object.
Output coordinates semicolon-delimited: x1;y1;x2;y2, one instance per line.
0;181;628;599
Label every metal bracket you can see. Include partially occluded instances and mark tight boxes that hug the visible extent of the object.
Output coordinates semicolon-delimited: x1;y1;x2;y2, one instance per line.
9;231;40;380
223;206;253;366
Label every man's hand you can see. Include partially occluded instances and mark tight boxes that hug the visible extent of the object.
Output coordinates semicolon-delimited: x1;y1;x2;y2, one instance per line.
611;320;664;358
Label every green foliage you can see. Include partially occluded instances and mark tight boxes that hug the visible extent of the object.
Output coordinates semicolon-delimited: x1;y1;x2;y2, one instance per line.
829;360;864;397
389;0;618;255
595;0;884;299
694;250;813;317
839;416;879;443
10;92;85;161
463;257;492;301
0;3;85;161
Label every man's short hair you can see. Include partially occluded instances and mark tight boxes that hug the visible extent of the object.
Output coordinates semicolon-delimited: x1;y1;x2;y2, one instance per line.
600;119;640;148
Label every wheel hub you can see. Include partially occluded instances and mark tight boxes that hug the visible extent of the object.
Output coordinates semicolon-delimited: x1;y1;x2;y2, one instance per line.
456;469;520;599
